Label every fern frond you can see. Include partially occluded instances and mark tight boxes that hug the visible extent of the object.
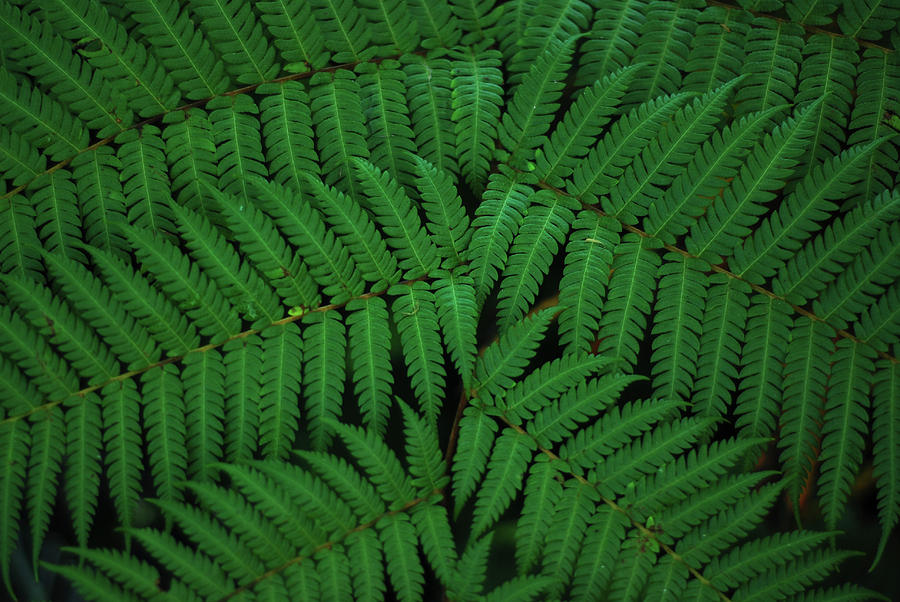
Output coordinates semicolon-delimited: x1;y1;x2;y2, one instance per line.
27;407;66;579
448;532;492;600
64;401;102;550
731;550;861;601
39;0;180;116
872;358;899;567
403;55;457;175
358;60;417;186
678;482;782;567
43;250;160;369
141;365;188;506
786;0;841;25
258;81;320;193
41;561;141;602
380;513;425;602
309;0;375;62
774;189;900;304
650;254;708;401
0;420;28;597
529;372;643;448
317;544;353;601
223;336;262;463
813;222;900;330
187;478;295;563
209;94;268;201
591;417;713;498
733;138;883;285
779;317;832;507
506;0;591;84
558;211;620;355
152;495;263;581
856;282;900;348
0;358;41;416
516;457;563;574
27;410;64;580
412;501;457;585
310;69;370;197
406;0;461;49
207;184;322;307
118;126;176;234
245;460;355;534
498;36;575;167
848;48;899;204
181;349;225;483
450;45;504;193
496;191;577;331
483;575;554;602
607;77;742;224
683;6;749;94
606;536;653;601
474;307;554;400
837;0;900;40
206;183;322;309
257;0;329;71
259;323;303;458
101;381;143;537
693;276;750;419
0;3;131;135
162;109;217;213
70;148;129;259
502;353;613;422
734;18;803;117
469;167;532;304
0;68;87;161
346;527;386;600
302;311;346;451
686;98;822;263
354;158;440;279
357;0;420;53
58;545;162;600
130;0;229;99
541;480;597;597
296;449;385;519
170;201;281;326
0;195;42;281
413;156;471;266
571;504;627;598
567;92;691;205
818;340;875;529
126;224;242;341
329;420;417;508
625;0;700;104
472;429;536;536
433;269;478;391
0;128;45;187
188;0;278;84
30;169;83;264
594;234;661;369
303;174;401;292
346;296;394;436
2;274;119;383
391;281;446;420
796;34;858;175
560;397;685;473
452;405;498;515
575;0;646;86
535;65;636;187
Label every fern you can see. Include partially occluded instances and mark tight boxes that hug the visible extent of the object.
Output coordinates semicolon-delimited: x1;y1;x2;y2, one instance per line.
1;1;898;600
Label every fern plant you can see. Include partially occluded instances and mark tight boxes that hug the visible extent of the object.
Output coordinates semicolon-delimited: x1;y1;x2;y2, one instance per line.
0;0;898;600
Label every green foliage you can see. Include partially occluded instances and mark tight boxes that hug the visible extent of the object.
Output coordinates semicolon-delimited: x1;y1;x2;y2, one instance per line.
0;1;898;601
